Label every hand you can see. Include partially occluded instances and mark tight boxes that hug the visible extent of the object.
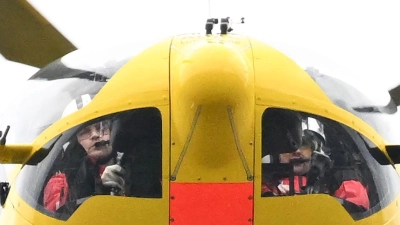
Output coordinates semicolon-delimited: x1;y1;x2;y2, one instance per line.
310;151;333;177
101;164;126;192
277;183;290;195
303;184;319;194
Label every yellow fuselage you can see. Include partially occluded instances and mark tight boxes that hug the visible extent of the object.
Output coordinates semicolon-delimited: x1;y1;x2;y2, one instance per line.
0;34;399;225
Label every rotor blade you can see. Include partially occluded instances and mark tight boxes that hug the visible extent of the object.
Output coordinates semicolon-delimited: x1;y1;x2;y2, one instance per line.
0;0;77;68
389;85;400;106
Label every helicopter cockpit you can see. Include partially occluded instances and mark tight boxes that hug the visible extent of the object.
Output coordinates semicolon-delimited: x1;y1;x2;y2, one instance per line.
2;32;400;224
13;107;162;220
260;70;400;221
0;46;164;220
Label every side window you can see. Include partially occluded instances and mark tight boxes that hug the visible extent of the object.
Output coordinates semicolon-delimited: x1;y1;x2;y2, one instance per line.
261;108;400;220
15;107;162;220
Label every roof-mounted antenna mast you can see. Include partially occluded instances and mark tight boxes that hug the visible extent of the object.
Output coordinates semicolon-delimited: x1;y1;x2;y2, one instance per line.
221;17;245;35
205;18;218;35
205;0;218;35
205;0;245;35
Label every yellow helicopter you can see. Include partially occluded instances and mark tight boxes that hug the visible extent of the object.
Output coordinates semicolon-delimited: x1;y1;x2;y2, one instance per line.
2;2;400;224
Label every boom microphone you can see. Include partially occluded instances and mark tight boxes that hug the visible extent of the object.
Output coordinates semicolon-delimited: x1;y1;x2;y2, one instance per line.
94;140;110;147
290;158;310;164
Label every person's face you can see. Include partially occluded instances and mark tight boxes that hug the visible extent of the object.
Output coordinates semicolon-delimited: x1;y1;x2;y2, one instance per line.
77;121;112;163
279;146;312;175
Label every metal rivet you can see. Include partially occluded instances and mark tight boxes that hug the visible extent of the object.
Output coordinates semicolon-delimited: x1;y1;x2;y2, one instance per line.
170;196;175;200
170;218;175;222
249;141;253;145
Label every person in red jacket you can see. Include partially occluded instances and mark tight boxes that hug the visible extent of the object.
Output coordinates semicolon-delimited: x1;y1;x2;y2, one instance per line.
262;120;370;211
43;119;126;213
43;96;163;216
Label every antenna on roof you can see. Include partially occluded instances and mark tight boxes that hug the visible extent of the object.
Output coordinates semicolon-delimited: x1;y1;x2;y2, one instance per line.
205;0;218;35
205;18;218;35
205;0;245;35
220;17;245;35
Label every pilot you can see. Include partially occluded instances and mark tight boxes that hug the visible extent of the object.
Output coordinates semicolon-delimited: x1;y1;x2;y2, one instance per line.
43;96;128;213
262;117;370;211
261;129;329;195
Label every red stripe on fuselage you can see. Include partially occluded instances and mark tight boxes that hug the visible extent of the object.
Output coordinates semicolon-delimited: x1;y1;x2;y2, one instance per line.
170;182;253;225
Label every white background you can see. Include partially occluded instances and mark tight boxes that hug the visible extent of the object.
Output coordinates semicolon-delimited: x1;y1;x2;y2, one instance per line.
0;0;399;101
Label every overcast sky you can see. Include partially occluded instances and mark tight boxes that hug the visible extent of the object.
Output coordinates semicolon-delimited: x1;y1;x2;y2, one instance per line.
1;0;400;90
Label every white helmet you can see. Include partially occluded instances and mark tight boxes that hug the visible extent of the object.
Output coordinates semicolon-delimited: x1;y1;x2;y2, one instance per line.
61;94;94;118
302;117;326;154
302;117;325;144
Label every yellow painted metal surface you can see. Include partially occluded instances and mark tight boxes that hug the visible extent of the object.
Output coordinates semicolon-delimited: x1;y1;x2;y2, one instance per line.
170;34;255;182
5;187;169;225
0;144;32;164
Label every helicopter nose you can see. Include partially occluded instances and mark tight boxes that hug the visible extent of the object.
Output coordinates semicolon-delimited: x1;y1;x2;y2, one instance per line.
169;39;255;224
173;42;252;105
171;41;254;180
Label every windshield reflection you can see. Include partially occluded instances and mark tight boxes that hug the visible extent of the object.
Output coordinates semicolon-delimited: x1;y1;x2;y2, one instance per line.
0;52;130;144
305;68;400;145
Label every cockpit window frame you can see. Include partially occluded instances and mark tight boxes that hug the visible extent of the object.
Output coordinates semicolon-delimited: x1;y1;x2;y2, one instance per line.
257;106;400;221
14;107;165;221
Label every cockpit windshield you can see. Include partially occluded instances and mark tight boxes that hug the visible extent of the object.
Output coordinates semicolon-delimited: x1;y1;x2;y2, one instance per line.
15;107;163;221
261;108;400;221
305;68;400;145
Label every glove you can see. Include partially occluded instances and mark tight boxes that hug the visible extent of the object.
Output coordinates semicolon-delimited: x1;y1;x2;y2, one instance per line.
310;151;333;177
277;183;290;195
101;164;126;193
303;184;319;194
304;151;333;194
